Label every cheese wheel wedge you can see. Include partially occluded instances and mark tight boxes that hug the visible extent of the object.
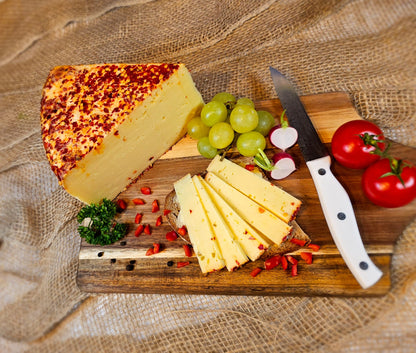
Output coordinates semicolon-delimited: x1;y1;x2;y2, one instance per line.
41;63;204;204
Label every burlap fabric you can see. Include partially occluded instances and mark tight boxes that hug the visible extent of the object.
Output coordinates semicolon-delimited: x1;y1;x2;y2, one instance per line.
1;0;415;351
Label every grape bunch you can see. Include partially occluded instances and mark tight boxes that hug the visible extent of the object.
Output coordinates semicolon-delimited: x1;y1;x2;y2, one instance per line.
187;92;275;159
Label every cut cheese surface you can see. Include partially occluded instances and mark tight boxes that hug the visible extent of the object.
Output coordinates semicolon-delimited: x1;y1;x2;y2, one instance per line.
205;172;292;245
200;177;270;262
41;63;204;204
207;155;301;223
173;174;225;274
193;175;248;271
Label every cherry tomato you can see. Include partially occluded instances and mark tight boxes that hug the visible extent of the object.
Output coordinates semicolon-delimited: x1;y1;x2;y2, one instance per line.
331;120;385;169
362;158;416;208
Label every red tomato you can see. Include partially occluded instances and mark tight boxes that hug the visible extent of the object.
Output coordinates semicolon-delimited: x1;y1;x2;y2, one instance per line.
362;158;416;208
331;120;385;169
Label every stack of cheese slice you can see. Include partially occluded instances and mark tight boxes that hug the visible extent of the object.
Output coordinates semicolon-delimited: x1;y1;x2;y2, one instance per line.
173;155;302;274
41;63;204;204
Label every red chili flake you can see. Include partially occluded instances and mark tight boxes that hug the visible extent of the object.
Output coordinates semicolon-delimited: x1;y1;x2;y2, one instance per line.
134;213;143;224
281;256;288;270
183;244;192;257
286;255;298;265
166;231;178;241
177;226;187;237
151;200;159;213
245;164;255;171
308;243;321;252
258;244;265;250
155;215;162;227
134;224;144;237
146;247;154;256
300;252;313;264
153;243;161;254
132;198;145;205
163;209;171;216
291;263;298;276
141;186;152;195
281;235;288;242
290;238;307;247
177;261;190;268
258;207;265;213
116;199;127;210
265;255;281;270
144;224;152;235
250;267;262;277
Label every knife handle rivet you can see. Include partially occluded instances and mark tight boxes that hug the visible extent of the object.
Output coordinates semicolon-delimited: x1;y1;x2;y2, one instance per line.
337;212;346;220
359;261;369;270
318;168;326;175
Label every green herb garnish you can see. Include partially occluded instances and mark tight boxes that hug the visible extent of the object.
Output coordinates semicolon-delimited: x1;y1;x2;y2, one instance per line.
77;198;127;245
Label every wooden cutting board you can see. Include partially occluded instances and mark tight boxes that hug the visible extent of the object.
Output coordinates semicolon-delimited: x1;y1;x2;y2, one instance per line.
76;92;416;296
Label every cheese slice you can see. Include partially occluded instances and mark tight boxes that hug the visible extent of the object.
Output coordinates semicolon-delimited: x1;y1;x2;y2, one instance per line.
205;172;292;245
200;177;270;261
174;174;225;273
41;63;204;204
192;175;248;271
207;155;301;222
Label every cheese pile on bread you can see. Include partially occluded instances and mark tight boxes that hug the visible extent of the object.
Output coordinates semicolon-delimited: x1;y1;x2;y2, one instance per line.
174;156;302;273
40;63;203;204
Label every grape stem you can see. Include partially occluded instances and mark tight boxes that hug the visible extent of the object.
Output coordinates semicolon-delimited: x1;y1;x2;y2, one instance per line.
254;149;275;171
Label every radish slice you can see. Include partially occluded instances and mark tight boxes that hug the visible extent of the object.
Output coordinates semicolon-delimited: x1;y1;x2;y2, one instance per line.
268;110;298;151
270;152;296;180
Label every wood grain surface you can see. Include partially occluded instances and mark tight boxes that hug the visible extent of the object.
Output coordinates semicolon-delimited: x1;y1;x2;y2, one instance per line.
77;92;416;296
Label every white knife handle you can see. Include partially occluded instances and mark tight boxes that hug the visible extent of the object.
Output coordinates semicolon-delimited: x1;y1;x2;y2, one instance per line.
306;156;383;289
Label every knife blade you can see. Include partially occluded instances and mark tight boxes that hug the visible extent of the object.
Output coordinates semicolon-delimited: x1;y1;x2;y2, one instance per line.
269;66;382;289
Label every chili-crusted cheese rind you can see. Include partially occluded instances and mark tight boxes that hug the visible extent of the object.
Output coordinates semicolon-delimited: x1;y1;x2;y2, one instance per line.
40;63;204;204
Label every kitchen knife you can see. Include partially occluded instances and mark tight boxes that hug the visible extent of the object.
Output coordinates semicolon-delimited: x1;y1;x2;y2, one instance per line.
269;67;382;289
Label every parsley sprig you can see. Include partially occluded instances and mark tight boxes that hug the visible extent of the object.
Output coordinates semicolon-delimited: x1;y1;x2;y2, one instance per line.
77;198;127;245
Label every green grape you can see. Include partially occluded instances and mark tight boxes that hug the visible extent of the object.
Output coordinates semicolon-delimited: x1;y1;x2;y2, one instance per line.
236;131;266;157
236;97;255;108
187;117;211;140
209;122;234;149
255;110;275;136
197;137;218;159
211;92;237;109
229;105;259;133
200;101;228;127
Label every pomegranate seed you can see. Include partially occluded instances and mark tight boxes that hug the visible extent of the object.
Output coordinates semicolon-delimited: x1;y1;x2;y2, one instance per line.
151;200;159;213
155;215;162;227
134;213;143;224
245;164;255;171
141;186;152;195
134;224;144;237
132;198;145;205
166;231;178;241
